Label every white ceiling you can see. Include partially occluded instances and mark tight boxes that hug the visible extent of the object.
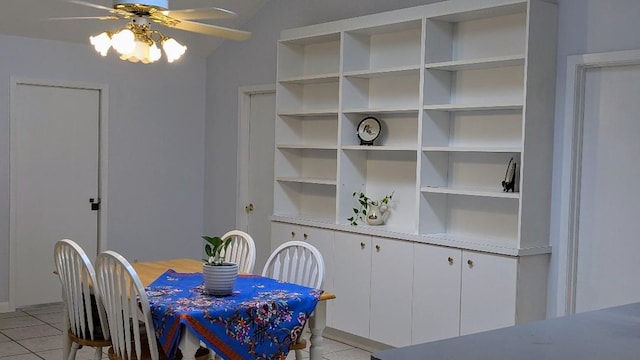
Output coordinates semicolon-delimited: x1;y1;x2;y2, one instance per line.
0;0;266;57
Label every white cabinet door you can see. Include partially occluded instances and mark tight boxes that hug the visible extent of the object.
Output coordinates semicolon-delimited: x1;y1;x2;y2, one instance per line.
298;226;335;327
370;237;414;347
460;251;517;335
332;232;371;338
412;243;461;344
270;221;298;251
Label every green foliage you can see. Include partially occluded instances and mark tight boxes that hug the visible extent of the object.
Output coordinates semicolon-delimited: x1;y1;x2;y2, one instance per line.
347;191;394;226
202;235;233;265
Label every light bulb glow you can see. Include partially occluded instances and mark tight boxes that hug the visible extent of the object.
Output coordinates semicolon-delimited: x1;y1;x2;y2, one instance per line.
111;29;135;55
162;38;187;63
89;32;112;56
119;40;161;64
92;22;185;63
149;42;162;62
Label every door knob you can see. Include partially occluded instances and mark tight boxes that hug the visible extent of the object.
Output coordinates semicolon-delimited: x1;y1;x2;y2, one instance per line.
89;198;101;211
245;203;254;212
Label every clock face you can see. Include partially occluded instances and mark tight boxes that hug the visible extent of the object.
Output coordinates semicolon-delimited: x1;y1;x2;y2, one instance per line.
357;117;381;145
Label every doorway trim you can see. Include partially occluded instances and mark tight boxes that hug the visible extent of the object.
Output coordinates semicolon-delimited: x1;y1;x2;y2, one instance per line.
558;49;640;315
8;78;109;311
236;84;275;230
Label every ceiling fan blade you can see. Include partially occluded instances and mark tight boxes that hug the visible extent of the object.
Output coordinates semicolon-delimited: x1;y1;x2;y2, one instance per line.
169;20;251;41
48;16;121;21
65;0;115;12
162;7;237;20
65;0;131;16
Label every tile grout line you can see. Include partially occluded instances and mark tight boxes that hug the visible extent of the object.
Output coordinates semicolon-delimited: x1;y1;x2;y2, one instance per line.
0;309;65;360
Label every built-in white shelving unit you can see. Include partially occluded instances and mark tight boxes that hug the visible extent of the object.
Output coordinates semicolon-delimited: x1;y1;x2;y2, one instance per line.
273;0;557;348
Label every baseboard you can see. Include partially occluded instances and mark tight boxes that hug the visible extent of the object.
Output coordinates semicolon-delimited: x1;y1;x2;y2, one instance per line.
323;327;392;353
0;301;12;313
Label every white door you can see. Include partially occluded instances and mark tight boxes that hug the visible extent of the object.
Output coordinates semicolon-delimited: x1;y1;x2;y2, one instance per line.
575;64;640;312
11;82;101;308
238;86;275;273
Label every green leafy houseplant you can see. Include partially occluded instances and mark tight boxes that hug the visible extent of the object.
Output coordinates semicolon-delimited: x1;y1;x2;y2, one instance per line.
202;235;233;266
347;191;394;226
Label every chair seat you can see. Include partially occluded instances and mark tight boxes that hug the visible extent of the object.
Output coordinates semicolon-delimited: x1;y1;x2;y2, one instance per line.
107;335;210;360
67;329;111;348
290;339;307;351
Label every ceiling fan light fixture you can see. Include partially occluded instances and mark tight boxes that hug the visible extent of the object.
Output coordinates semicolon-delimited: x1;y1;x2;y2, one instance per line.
120;40;155;63
90;17;186;64
89;32;112;56
111;28;136;55
161;37;186;63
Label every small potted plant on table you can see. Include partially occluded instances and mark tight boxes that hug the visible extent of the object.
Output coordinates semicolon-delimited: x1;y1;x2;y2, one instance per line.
202;235;238;296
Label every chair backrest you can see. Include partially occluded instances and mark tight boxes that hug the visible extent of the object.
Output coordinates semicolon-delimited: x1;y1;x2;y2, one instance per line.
221;230;256;274
95;251;159;360
261;241;325;289
54;239;110;341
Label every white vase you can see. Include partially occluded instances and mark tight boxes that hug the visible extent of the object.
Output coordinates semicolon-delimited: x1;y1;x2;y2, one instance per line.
366;204;388;225
202;262;238;296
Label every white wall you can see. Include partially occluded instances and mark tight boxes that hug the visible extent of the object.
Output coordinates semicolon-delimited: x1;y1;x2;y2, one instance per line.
0;34;207;304
547;0;640;317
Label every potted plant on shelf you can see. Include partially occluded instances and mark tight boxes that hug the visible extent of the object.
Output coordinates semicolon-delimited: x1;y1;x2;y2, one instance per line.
347;191;394;226
201;235;238;296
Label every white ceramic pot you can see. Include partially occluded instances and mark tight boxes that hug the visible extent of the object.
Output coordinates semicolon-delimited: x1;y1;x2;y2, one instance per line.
366;204;388;225
202;262;238;296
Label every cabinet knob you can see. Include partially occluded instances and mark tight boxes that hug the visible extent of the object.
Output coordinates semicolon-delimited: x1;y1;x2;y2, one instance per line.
467;259;474;267
448;257;454;264
375;245;381;252
291;231;295;238
360;242;365;249
303;233;308;240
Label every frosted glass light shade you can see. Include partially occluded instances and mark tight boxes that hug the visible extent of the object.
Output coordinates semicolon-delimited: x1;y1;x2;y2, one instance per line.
162;38;187;63
111;29;136;55
89;32;112;56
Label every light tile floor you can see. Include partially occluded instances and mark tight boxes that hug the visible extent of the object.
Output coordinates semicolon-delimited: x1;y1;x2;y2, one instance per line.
0;303;372;360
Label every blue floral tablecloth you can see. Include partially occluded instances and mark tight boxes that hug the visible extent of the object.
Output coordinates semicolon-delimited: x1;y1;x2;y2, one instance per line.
146;270;322;360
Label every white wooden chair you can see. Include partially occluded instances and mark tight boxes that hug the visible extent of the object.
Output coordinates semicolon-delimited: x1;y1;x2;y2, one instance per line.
262;241;325;359
54;239;111;360
221;230;256;274
95;251;208;360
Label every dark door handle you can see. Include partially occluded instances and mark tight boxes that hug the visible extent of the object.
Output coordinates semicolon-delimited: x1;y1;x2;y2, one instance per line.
89;198;101;211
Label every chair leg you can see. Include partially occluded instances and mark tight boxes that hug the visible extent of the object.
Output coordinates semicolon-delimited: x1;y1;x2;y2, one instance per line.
92;347;103;360
68;342;80;360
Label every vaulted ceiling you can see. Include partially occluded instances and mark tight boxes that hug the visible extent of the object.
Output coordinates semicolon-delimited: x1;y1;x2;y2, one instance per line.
0;0;266;57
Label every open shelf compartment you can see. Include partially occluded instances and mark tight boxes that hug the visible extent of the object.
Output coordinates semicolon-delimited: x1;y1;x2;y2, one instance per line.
278;33;341;79
419;192;520;246
343;20;423;73
338;149;418;232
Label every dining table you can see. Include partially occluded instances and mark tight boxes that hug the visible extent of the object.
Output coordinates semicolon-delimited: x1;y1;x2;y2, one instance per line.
132;258;336;360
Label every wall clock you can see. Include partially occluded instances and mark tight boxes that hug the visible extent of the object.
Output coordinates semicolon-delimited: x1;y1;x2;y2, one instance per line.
357;116;381;145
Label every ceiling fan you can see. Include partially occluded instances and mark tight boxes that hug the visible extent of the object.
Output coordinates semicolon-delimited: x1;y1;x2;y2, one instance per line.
56;0;251;63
